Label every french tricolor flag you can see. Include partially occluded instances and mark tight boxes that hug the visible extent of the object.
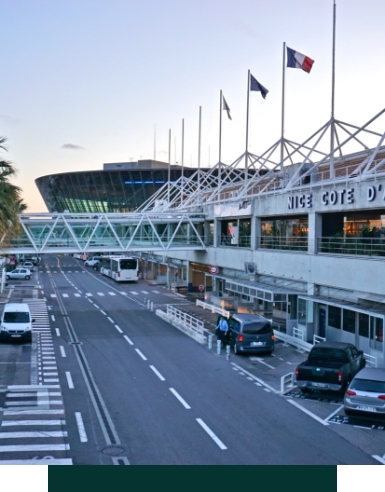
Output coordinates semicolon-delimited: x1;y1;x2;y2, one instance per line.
287;46;314;74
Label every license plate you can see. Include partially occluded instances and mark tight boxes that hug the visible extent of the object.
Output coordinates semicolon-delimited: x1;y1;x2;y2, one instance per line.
357;405;376;412
11;335;21;338
312;382;326;388
251;341;264;346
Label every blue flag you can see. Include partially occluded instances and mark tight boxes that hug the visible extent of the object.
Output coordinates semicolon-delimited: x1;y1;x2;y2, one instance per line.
250;73;269;99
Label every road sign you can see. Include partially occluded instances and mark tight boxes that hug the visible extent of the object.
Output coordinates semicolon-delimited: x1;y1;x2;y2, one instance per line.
209;266;218;274
198;285;204;292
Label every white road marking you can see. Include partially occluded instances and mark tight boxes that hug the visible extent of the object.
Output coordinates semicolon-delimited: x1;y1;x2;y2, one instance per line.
153;290;160;294
0;444;70;452
169;388;191;409
108;292;116;296
107;317;114;323
50;294;56;298
288;399;329;426
124;335;133;345
372;455;385;464
0;459;72;465
112;456;130;465
325;405;344;421
131;292;138;295
141;290;149;294
249;357;275;369
0;431;67;439
75;412;88;443
97;292;105;296
51;315;56;321
1;420;66;426
115;325;123;333
3;409;64;416
66;372;74;389
231;363;278;394
135;349;147;360
74;293;81;297
60;346;66;358
86;293;93;297
196;418;227;450
55;328;60;336
150;365;165;381
100;310;107;315
62;294;69;298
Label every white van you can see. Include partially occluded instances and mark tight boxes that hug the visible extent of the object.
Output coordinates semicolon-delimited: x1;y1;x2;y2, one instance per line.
0;303;34;342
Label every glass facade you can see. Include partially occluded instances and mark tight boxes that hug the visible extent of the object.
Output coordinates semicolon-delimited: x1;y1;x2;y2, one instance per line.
35;167;208;213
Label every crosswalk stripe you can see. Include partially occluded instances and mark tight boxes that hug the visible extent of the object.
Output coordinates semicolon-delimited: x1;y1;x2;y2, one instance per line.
0;431;68;439
0;444;70;452
1;420;66;426
62;294;69;298
108;292;116;296
0;458;73;465
74;293;80;297
141;290;149;294
131;292;138;295
97;293;105;296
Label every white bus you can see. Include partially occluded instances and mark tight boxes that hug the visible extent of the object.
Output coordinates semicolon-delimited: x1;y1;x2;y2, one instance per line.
100;256;139;282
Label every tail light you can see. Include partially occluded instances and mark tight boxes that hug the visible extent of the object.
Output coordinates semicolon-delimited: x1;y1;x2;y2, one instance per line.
378;395;385;400
295;366;299;379
338;371;342;382
238;335;244;342
271;334;275;340
346;389;356;396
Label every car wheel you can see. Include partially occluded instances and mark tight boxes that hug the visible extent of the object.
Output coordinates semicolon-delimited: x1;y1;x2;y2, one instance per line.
6;275;10;280
25;275;30;280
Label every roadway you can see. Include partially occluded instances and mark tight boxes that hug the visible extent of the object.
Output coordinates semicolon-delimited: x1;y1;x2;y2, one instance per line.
0;254;382;465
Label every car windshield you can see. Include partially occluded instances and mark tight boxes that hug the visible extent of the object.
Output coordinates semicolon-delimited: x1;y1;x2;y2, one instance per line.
309;348;349;363
242;322;271;335
351;378;385;393
3;312;30;323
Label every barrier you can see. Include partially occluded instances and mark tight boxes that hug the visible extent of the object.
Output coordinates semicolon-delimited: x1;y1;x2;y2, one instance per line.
273;330;313;353
155;305;206;344
313;334;326;344
281;373;295;394
364;353;377;368
196;299;230;318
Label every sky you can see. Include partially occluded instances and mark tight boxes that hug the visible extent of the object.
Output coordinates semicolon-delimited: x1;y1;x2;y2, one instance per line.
1;0;385;213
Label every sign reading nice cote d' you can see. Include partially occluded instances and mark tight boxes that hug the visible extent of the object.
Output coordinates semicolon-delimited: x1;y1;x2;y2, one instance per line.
287;184;385;210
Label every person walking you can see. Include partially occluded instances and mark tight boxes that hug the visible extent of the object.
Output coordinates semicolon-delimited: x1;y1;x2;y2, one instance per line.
216;316;229;347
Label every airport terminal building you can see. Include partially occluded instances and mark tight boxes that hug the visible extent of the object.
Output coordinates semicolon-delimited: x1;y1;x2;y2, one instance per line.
35;160;211;214
33;117;385;368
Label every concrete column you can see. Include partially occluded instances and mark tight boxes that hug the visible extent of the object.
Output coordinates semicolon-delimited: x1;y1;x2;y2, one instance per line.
204;221;211;246
252;217;261;250
308;212;322;255
214;219;220;247
186;260;191;285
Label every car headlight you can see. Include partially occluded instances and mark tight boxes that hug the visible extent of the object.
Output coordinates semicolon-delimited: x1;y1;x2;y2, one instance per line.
25;326;31;331
1;325;8;332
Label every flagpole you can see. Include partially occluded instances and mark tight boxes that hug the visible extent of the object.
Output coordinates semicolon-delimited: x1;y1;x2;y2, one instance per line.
330;0;336;179
181;118;184;204
154;124;156;160
245;69;250;182
219;90;223;196
168;129;171;204
198;106;202;203
281;42;286;169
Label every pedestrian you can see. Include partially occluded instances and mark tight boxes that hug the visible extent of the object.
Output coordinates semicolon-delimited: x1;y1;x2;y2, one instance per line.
216;316;229;347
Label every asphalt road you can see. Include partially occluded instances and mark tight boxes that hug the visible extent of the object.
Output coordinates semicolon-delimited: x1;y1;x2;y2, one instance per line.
0;254;380;465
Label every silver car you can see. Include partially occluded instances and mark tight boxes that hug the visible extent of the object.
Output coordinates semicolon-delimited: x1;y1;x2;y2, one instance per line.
344;367;385;416
6;268;32;280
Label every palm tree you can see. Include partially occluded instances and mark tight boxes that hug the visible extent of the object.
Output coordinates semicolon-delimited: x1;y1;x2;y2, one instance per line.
0;137;27;247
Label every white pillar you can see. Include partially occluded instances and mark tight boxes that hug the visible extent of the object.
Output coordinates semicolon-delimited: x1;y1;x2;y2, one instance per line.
308;213;322;255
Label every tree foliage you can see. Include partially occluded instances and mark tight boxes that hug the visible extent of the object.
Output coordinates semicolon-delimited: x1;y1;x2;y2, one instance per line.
0;137;27;247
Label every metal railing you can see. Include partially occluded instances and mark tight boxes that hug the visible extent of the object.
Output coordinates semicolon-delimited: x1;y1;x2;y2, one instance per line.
196;299;230;318
166;305;205;336
219;234;251;248
318;236;385;257
258;236;308;251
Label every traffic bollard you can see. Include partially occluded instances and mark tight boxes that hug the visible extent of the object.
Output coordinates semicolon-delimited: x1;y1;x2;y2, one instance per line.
147;299;150;309
208;334;213;350
226;345;230;361
216;340;221;355
150;301;154;312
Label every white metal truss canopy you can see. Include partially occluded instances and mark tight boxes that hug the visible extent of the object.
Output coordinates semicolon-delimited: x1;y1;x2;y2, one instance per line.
2;212;206;254
138;109;385;211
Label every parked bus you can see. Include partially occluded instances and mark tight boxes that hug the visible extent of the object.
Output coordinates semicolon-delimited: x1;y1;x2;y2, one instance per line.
100;256;139;282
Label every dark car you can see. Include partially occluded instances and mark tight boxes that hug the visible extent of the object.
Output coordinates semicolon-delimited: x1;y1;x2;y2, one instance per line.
225;313;274;355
